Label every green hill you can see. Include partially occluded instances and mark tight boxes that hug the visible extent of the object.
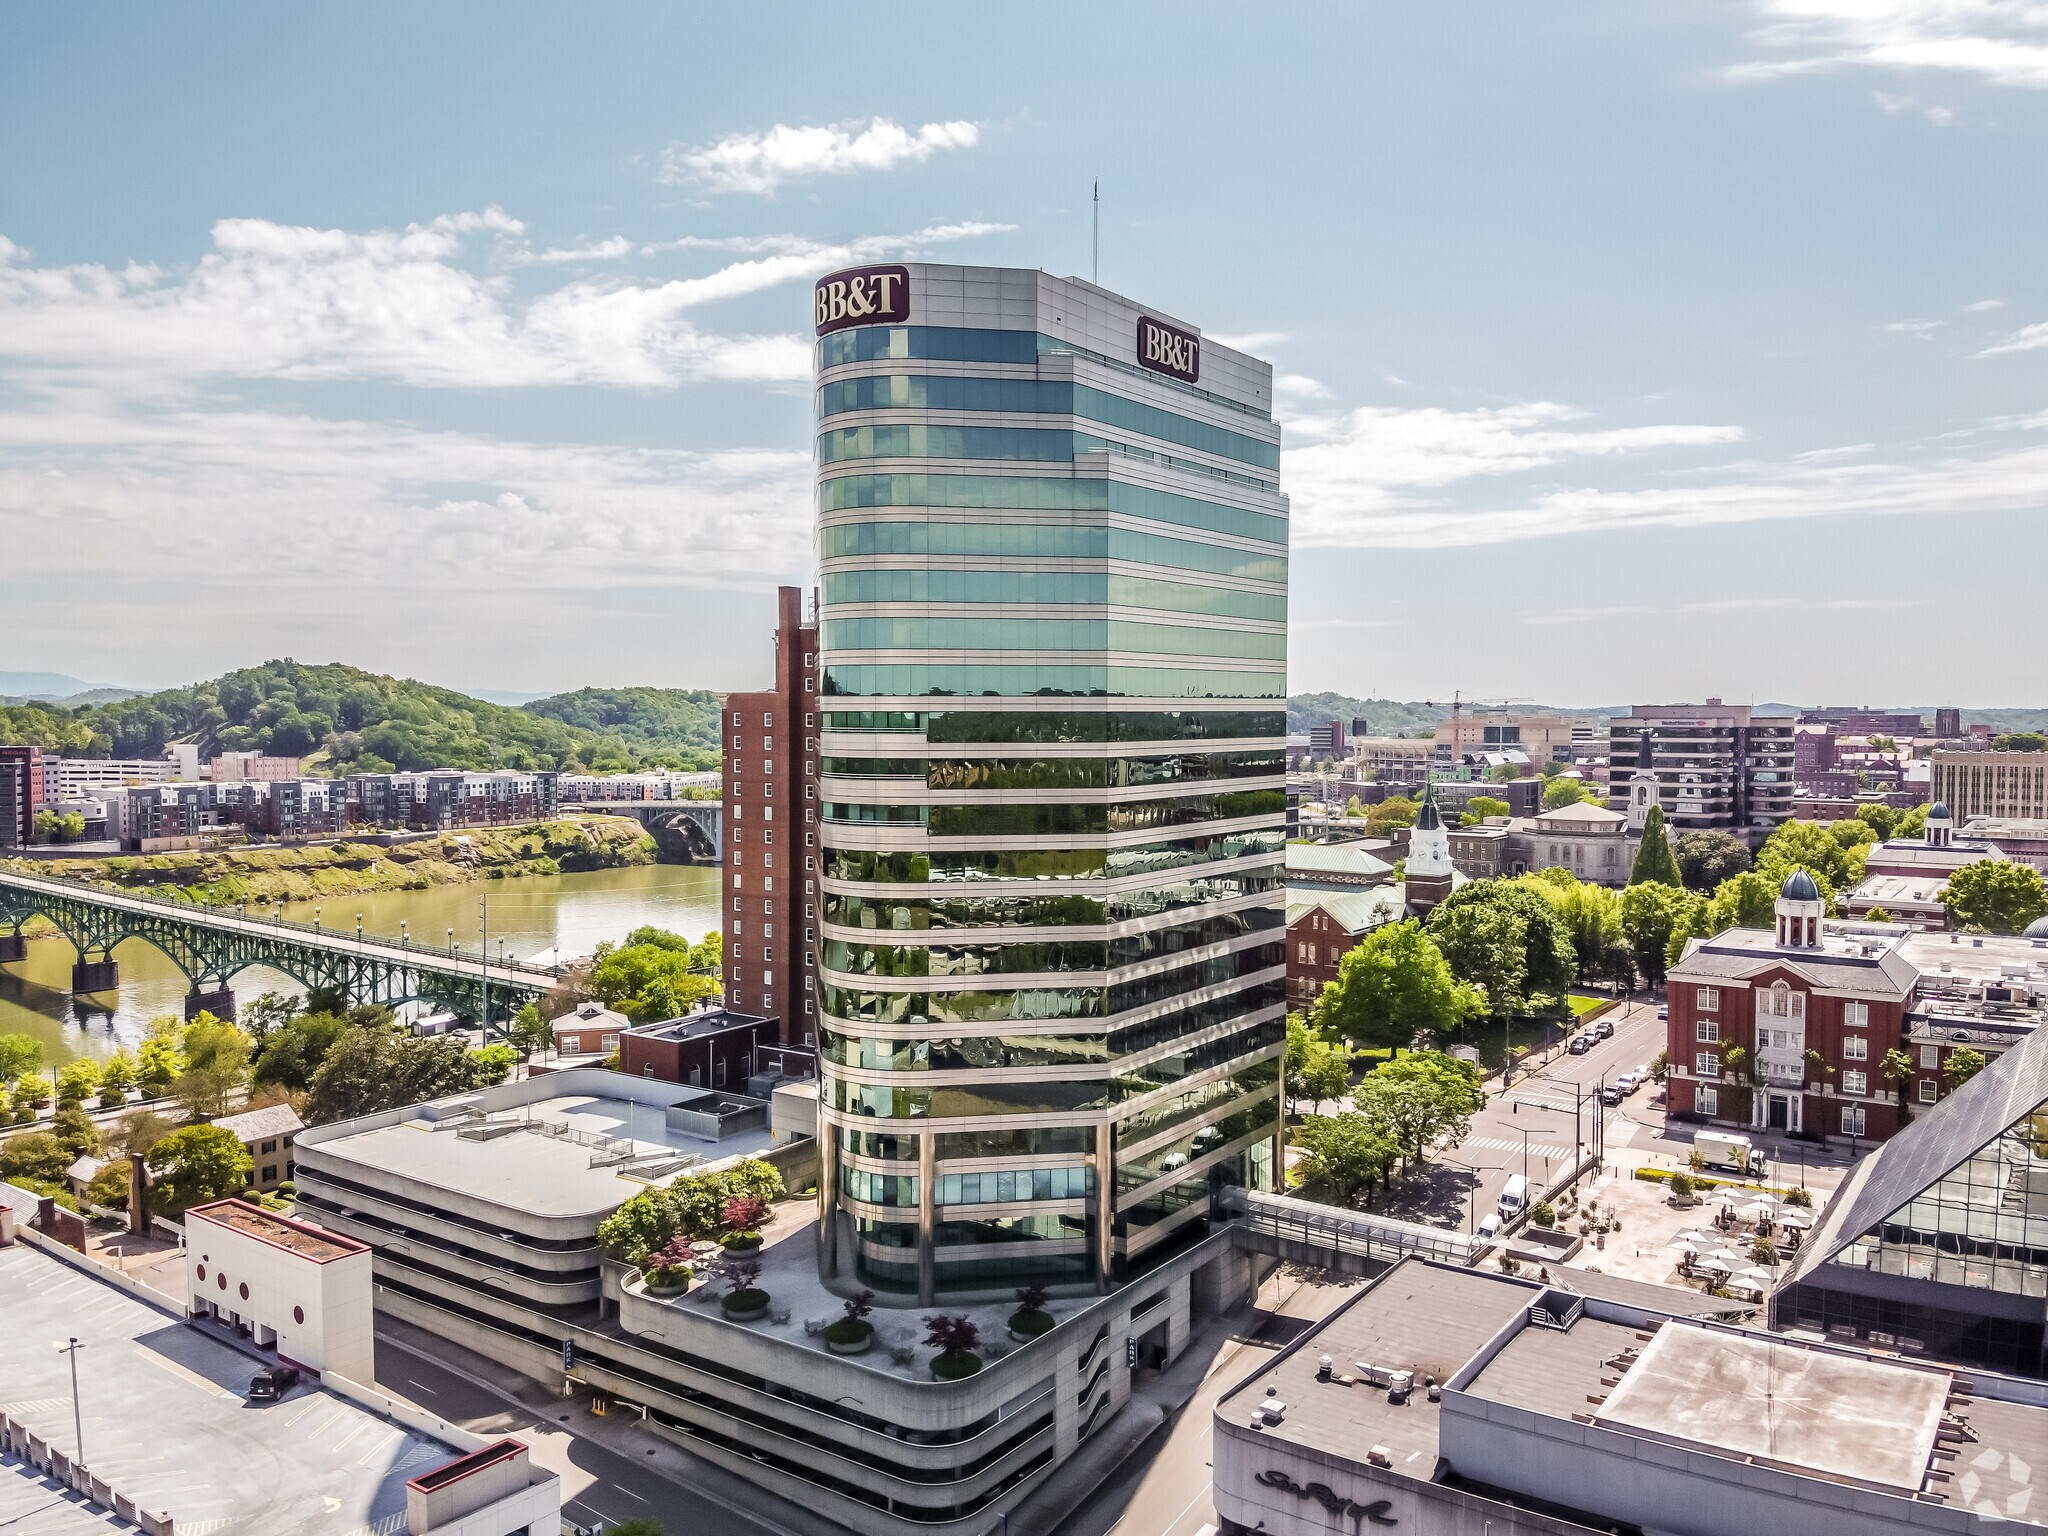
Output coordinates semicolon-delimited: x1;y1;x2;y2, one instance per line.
520;687;723;767
1288;693;1448;738
0;661;700;776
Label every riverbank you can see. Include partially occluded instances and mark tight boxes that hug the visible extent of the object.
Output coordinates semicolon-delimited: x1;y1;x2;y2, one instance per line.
0;816;659;906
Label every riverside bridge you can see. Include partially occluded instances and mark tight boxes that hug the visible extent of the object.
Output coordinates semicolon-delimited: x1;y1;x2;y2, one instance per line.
0;868;560;1027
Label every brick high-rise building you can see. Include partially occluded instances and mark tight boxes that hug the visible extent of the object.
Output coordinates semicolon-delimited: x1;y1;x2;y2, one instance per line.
0;745;44;847
721;586;819;1047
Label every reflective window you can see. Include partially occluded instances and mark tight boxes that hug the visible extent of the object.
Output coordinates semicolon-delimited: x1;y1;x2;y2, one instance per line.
817;474;1286;543
936;1126;1094;1160
819;664;1287;700
815;377;1281;469
839;1164;919;1206
822;827;1286;885
822;568;1288;622
936;1166;1095;1205
819;520;1287;583
821;616;1286;662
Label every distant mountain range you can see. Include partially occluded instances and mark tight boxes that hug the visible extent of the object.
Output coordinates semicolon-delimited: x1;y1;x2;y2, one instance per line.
0;671;151;707
1285;695;2047;736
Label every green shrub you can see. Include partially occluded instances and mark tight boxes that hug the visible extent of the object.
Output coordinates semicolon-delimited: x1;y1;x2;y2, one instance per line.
1530;1201;1555;1229
1670;1173;1694;1198
821;1317;873;1346
721;1288;770;1315
930;1350;983;1380
1784;1186;1813;1208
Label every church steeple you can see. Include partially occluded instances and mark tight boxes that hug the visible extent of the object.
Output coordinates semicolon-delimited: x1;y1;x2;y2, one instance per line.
1405;777;1456;916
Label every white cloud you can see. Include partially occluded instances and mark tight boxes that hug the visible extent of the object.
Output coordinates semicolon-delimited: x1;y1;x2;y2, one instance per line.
1274;373;1333;402
1282;401;1744;546
0;211;1010;396
0;401;813;602
1208;330;1288;353
1977;319;2048;355
659;118;980;195
1886;318;1945;335
1965;297;2005;310
1284;403;2048;550
1872;88;1960;120
1733;2;2048;89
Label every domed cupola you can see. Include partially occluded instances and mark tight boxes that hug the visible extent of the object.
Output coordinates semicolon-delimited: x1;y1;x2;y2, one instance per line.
2025;913;2048;941
1776;867;1824;948
1925;802;1953;849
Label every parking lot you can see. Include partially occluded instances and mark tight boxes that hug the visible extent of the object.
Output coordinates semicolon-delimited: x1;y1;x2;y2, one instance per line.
0;1243;455;1536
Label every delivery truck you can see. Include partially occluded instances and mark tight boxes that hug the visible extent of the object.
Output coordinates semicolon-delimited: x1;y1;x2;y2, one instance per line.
1693;1130;1764;1176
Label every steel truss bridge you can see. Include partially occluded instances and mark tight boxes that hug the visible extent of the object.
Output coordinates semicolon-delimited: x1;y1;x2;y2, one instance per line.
0;869;559;1028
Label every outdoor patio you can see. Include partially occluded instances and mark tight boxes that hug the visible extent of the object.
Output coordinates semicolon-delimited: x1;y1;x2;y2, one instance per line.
626;1205;1093;1383
1545;1162;1819;1303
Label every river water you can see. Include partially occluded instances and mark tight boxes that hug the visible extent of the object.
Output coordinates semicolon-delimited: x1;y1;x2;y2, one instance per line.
0;862;723;1071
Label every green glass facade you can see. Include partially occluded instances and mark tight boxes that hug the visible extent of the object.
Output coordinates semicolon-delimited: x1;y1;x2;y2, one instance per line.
813;267;1286;1301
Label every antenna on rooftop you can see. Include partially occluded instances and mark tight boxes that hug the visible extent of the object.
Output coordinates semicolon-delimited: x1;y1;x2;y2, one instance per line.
1093;179;1099;285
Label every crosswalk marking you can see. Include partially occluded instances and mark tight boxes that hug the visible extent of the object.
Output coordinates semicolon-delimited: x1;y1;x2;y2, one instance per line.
337;1512;408;1536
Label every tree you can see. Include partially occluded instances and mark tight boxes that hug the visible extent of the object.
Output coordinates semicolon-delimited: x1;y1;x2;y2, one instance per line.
1758;818;1864;893
1284;1014;1352;1113
1313;922;1471;1054
1879;1048;1915;1110
1460;796;1511;827
238;992;301;1048
1364;796;1417;836
304;1031;482;1124
1854;803;1901;841
510;1003;554;1058
1865;905;1893;923
601;1522;667;1536
0;1034;42;1084
471;1043;517;1086
85;1157;133;1210
1527;875;1633;993
14;1069;52;1107
1990;732;2047;753
55;1058;101;1106
1428;879;1578;1012
1351;1052;1484;1165
113;1109;176;1160
252;1012;351;1092
1427;901;1528;1016
136;1016;185;1094
146;1124;253;1212
1620;882;1699;988
1893;803;1929;841
172;1015;254;1120
50;1105;104;1159
1940;861;2048;935
1628;805;1682;888
590;937;721;1023
0;1132;72;1184
1672;831;1750;891
1943;1048;1987;1092
98;1046;137;1098
1542;776;1594;810
1293;1113;1399;1205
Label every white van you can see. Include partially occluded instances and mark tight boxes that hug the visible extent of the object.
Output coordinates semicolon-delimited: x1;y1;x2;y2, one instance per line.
1498;1174;1529;1218
1476;1211;1503;1240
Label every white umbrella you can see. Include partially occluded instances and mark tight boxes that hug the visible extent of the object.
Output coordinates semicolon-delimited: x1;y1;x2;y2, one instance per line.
1777;1209;1814;1230
1665;1231;1712;1249
1700;1189;1741;1208
1697;1255;1735;1276
1734;1266;1775;1288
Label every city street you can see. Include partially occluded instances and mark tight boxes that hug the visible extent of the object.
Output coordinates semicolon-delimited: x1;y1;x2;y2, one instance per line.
1364;998;1666;1232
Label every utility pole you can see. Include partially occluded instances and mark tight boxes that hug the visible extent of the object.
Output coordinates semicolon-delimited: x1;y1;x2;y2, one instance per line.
1092;180;1098;285
480;891;489;1035
57;1336;84;1467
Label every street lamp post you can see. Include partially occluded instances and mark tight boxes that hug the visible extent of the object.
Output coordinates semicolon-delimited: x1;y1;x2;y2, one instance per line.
56;1336;84;1467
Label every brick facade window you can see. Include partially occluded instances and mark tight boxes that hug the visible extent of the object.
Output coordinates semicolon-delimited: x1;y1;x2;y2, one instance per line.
1695;1052;1719;1076
1843;1034;1866;1061
1696;1020;1719;1043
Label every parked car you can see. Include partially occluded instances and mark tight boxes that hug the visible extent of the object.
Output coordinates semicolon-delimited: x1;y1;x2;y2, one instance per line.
1657;1004;1669;1020
1600;1082;1626;1106
1567;1035;1591;1055
247;1365;300;1401
1593;1019;1614;1040
1476;1211;1503;1240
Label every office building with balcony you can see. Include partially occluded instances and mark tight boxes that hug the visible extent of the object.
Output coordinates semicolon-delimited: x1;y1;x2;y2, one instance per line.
811;262;1287;1302
1605;700;1795;845
1665;871;1921;1142
723;585;820;1041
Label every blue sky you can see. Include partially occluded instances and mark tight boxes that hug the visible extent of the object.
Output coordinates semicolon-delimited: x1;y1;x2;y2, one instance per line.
2;2;2043;705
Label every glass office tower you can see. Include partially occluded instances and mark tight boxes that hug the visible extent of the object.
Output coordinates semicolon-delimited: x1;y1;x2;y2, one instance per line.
811;265;1288;1302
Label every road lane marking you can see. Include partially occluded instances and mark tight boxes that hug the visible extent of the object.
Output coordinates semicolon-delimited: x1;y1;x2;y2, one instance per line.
285;1399;320;1426
333;1419;372;1452
309;1409;348;1439
357;1430;402;1466
614;1483;648;1501
405;1379;437;1395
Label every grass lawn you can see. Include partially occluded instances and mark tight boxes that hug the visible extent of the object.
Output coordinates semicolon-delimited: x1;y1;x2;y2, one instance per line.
1566;995;1605;1016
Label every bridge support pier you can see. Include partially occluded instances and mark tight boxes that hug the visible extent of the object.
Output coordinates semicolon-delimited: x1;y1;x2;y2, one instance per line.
72;958;119;993
0;933;26;963
185;986;236;1022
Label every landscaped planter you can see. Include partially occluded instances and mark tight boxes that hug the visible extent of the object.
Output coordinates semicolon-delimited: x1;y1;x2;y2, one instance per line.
722;1288;772;1322
930;1350;982;1381
644;1271;692;1296
720;1233;764;1255
823;1320;874;1356
1007;1309;1054;1344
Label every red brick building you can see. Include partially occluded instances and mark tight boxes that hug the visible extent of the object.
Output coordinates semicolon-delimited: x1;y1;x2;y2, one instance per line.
1285;888;1405;1009
1664;870;1921;1143
721;586;820;1045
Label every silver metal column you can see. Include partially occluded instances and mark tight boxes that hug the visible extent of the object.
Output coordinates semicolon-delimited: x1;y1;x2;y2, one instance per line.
916;1129;937;1306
